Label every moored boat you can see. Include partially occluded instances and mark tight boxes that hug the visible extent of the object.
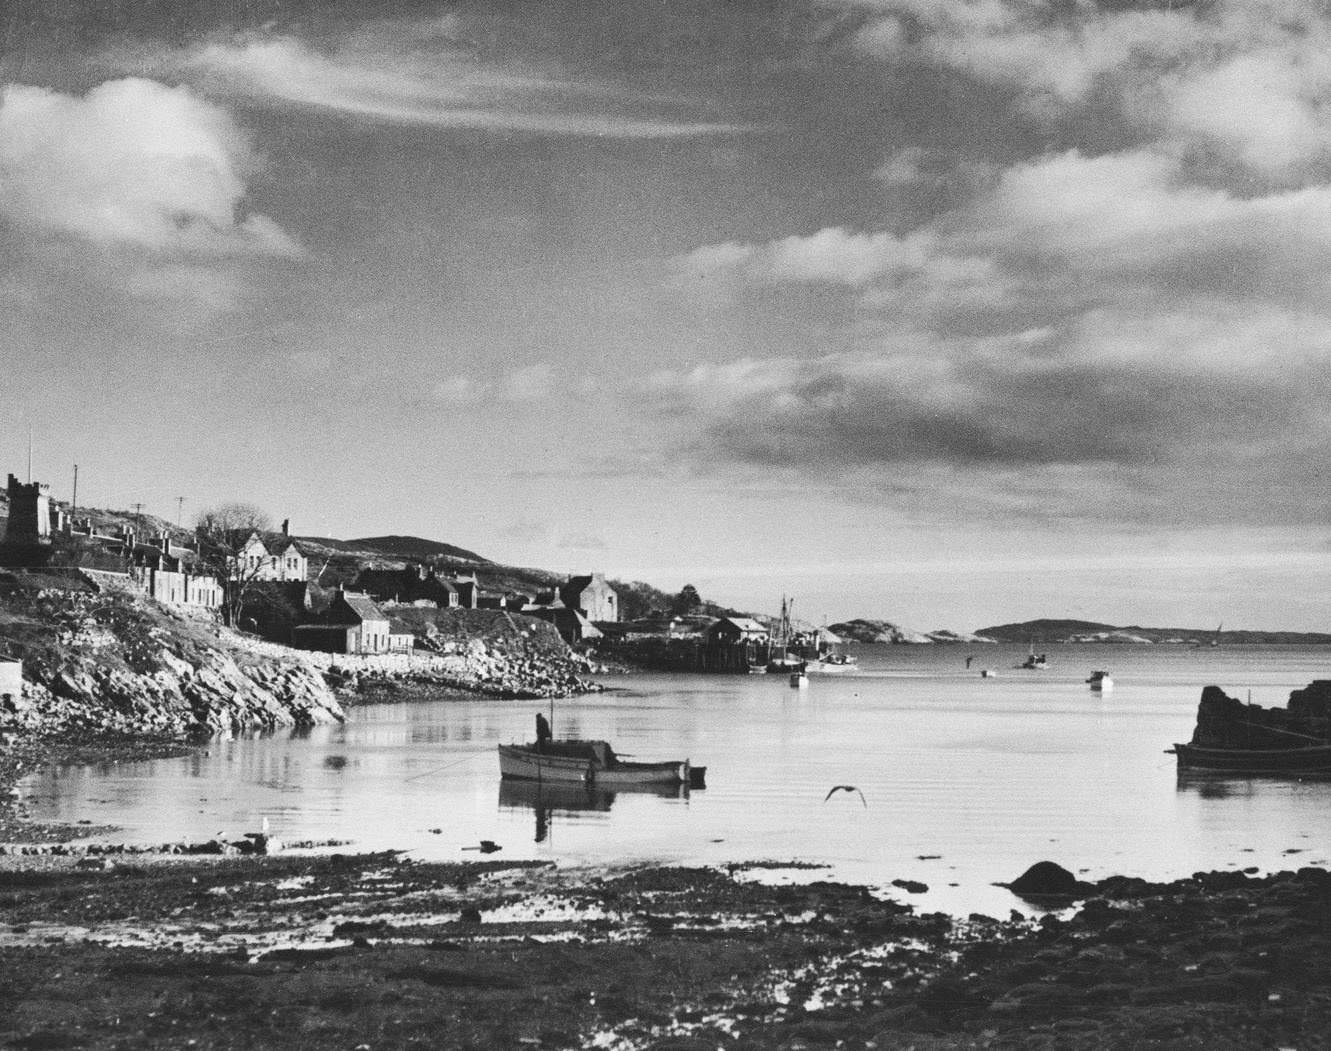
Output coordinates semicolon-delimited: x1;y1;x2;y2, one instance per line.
1169;742;1331;776
1169;681;1331;777
498;739;694;787
805;652;858;674
1086;670;1113;691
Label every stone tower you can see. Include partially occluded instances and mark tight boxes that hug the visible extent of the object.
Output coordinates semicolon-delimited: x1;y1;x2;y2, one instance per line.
4;474;52;545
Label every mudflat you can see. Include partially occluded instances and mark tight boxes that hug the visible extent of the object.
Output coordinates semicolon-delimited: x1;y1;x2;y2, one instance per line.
1;845;1329;1050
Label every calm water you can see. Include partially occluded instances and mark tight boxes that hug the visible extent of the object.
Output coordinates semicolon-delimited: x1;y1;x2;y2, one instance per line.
19;644;1331;916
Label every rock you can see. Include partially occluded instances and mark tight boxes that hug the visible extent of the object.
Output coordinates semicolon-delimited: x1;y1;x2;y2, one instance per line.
1002;861;1091;900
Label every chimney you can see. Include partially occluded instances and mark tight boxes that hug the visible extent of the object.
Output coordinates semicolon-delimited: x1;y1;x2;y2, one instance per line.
281;518;289;537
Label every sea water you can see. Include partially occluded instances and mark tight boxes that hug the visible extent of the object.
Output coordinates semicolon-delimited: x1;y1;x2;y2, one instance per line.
18;644;1331;916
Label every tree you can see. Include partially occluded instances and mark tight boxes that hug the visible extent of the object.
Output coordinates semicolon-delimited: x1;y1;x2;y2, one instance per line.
671;584;702;617
195;502;274;628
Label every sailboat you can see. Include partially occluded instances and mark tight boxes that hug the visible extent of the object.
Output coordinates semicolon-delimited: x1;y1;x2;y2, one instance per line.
1210;622;1222;647
766;596;806;673
1018;638;1049;670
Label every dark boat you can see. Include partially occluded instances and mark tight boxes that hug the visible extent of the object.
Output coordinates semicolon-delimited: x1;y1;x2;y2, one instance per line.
1169;742;1331;776
1169;681;1331;777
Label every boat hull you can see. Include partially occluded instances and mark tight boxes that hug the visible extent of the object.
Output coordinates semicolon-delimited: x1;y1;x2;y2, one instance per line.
805;659;857;675
498;743;690;786
1171;742;1331;776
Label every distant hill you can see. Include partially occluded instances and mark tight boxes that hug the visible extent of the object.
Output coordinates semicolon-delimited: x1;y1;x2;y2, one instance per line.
829;619;934;644
338;535;489;564
977;619;1331;645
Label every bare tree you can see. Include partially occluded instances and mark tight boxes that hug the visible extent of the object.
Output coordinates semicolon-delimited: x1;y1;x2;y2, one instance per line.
195;502;274;628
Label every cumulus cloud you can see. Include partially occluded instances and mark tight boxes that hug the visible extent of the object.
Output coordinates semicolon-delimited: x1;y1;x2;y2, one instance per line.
165;32;747;139
644;305;1331;525
0;77;298;311
664;129;1331;525
840;0;1331;181
678;147;1331;330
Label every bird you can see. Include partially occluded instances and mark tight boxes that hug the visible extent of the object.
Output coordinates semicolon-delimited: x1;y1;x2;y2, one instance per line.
824;785;867;807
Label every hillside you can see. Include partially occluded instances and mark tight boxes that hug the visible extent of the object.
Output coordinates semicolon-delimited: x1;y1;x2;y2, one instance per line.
321;535;489;564
978;619;1331;645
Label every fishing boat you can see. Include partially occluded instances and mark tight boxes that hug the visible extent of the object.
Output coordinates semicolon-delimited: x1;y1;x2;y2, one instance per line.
498;739;698;787
766;595;807;673
1086;670;1113;691
1017;638;1049;669
1169;681;1331;777
1168;742;1331;776
805;651;858;674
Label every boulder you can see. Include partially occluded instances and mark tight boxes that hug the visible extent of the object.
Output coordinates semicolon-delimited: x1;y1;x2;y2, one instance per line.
1003;861;1091;900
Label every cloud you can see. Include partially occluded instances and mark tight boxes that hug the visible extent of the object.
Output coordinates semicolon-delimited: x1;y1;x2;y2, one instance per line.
0;79;295;256
662;132;1331;527
677;147;1331;333
167;32;748;139
839;1;1331;181
0;78;299;311
643;308;1331;526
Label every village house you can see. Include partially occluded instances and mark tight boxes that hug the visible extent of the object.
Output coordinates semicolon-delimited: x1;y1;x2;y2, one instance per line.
291;589;393;655
558;573;618;623
705;617;770;646
236;521;309;582
2;474;223;613
524;603;604;644
353;564;460;608
449;571;480;609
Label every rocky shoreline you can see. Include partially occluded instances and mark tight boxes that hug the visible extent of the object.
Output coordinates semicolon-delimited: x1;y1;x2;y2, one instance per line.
0;578;602;746
0;841;1328;1049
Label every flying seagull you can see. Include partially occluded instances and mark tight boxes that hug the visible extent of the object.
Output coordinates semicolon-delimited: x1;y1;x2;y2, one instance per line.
824;785;867;807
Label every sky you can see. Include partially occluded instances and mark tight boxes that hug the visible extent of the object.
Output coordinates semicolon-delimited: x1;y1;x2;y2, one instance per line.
3;0;1331;633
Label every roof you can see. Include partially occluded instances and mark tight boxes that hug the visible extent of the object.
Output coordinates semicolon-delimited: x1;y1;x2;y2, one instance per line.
329;590;389;625
717;617;768;634
263;533;308;556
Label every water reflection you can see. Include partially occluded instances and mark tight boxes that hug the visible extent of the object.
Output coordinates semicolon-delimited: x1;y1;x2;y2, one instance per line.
497;779;689;843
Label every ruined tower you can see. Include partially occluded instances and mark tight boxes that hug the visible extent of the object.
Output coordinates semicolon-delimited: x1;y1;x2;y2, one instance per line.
4;474;52;545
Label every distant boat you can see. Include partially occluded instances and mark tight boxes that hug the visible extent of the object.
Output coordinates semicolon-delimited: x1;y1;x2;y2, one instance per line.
498;739;697;787
789;671;809;688
1017;639;1049;670
1086;670;1113;691
766;595;806;672
805;652;858;674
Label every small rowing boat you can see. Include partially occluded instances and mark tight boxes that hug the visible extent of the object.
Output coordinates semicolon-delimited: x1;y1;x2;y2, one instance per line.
498;739;700;787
